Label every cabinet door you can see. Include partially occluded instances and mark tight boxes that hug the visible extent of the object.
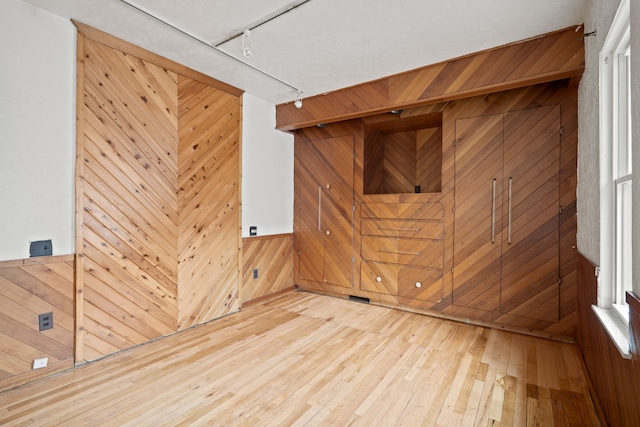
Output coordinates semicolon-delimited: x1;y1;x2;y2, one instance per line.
295;136;354;288
453;114;504;311
500;105;560;322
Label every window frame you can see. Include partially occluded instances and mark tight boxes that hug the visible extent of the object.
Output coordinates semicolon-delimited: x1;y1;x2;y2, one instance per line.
596;0;632;359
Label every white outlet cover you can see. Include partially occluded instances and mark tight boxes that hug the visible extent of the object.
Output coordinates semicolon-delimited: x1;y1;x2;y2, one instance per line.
32;357;48;369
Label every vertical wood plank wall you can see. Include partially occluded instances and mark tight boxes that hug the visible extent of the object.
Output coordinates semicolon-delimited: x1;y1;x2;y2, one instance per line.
241;234;294;304
576;253;640;427
0;256;75;392
76;26;242;362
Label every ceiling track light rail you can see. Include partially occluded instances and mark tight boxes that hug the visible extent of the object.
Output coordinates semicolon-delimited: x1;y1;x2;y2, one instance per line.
213;0;313;47
117;0;303;98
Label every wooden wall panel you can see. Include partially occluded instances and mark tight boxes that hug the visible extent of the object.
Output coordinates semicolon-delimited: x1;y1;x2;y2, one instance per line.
241;234;294;304
277;27;584;131
629;292;640;362
0;256;74;392
416;127;442;193
363;129;385;194
76;26;242;362
177;76;241;329
576;253;640;427
80;38;179;361
383;131;416;194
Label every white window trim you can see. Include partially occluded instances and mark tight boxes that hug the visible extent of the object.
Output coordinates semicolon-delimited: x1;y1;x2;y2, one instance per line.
596;0;631;359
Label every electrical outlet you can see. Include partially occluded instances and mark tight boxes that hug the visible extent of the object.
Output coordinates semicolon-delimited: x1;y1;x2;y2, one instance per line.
249;226;258;236
39;312;53;331
33;357;48;369
30;239;52;257
253;268;259;279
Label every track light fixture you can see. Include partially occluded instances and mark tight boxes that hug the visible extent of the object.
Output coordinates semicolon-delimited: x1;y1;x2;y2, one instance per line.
242;29;253;57
294;90;303;109
118;0;305;96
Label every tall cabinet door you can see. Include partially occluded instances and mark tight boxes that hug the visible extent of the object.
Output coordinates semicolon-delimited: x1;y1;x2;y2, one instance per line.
500;105;560;322
453;114;504;311
295;136;354;288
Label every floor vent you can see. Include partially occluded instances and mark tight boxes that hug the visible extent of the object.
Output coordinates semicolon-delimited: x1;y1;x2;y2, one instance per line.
348;295;370;304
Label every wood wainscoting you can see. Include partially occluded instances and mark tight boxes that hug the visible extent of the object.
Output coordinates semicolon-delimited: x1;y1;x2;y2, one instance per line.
576;252;640;427
0;255;75;392
241;234;294;305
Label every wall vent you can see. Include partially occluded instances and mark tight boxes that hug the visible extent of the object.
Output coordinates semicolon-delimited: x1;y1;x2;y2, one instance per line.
348;295;370;304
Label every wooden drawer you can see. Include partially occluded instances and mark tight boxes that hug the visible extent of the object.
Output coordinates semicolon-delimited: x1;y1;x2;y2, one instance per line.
361;202;443;220
360;262;443;303
398;267;443;303
361;236;443;268
360;262;398;295
361;219;443;239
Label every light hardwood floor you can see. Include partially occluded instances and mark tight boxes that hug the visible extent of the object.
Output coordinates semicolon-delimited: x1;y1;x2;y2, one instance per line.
0;291;599;426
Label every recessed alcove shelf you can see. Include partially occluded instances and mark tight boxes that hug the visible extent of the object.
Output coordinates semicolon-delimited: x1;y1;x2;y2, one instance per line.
363;111;443;195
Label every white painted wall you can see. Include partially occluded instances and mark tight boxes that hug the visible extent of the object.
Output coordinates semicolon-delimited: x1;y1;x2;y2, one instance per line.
577;0;639;295
0;1;294;262
0;1;76;261
241;93;294;237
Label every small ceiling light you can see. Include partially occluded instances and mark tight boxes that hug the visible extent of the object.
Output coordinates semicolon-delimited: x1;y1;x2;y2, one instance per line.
242;29;253;57
390;110;403;115
294;90;303;109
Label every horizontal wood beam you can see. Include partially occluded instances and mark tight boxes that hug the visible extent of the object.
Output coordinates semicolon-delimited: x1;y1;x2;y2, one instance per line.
276;26;584;131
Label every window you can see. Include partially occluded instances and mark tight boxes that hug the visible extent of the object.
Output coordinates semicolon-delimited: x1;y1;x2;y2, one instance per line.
596;0;632;358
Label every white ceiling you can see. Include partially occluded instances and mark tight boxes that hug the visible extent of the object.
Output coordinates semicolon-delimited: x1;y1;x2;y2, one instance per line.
24;0;588;105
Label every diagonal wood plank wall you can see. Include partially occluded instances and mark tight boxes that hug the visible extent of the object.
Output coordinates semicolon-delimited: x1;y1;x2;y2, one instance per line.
0;256;75;392
241;234;294;304
177;76;241;329
80;37;179;361
76;25;242;362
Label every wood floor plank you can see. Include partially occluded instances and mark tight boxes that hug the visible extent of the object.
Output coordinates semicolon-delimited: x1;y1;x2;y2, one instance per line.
0;291;599;426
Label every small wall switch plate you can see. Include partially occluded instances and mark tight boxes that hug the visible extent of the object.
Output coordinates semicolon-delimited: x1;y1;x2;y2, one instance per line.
39;312;53;331
33;357;48;369
249;226;258;236
30;240;52;257
253;268;259;279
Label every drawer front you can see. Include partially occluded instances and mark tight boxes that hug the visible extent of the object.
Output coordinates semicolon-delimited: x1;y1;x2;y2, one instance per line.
361;236;444;268
360;262;398;295
361;219;443;239
361;203;443;220
398;267;443;303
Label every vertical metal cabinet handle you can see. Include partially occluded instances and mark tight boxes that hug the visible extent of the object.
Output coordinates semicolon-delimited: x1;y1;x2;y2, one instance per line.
317;186;322;232
508;177;513;244
491;179;497;243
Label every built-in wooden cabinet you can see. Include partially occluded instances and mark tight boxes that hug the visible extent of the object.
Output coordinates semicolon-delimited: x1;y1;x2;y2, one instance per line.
293;80;578;337
360;202;444;302
295;136;354;289
453;105;561;322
